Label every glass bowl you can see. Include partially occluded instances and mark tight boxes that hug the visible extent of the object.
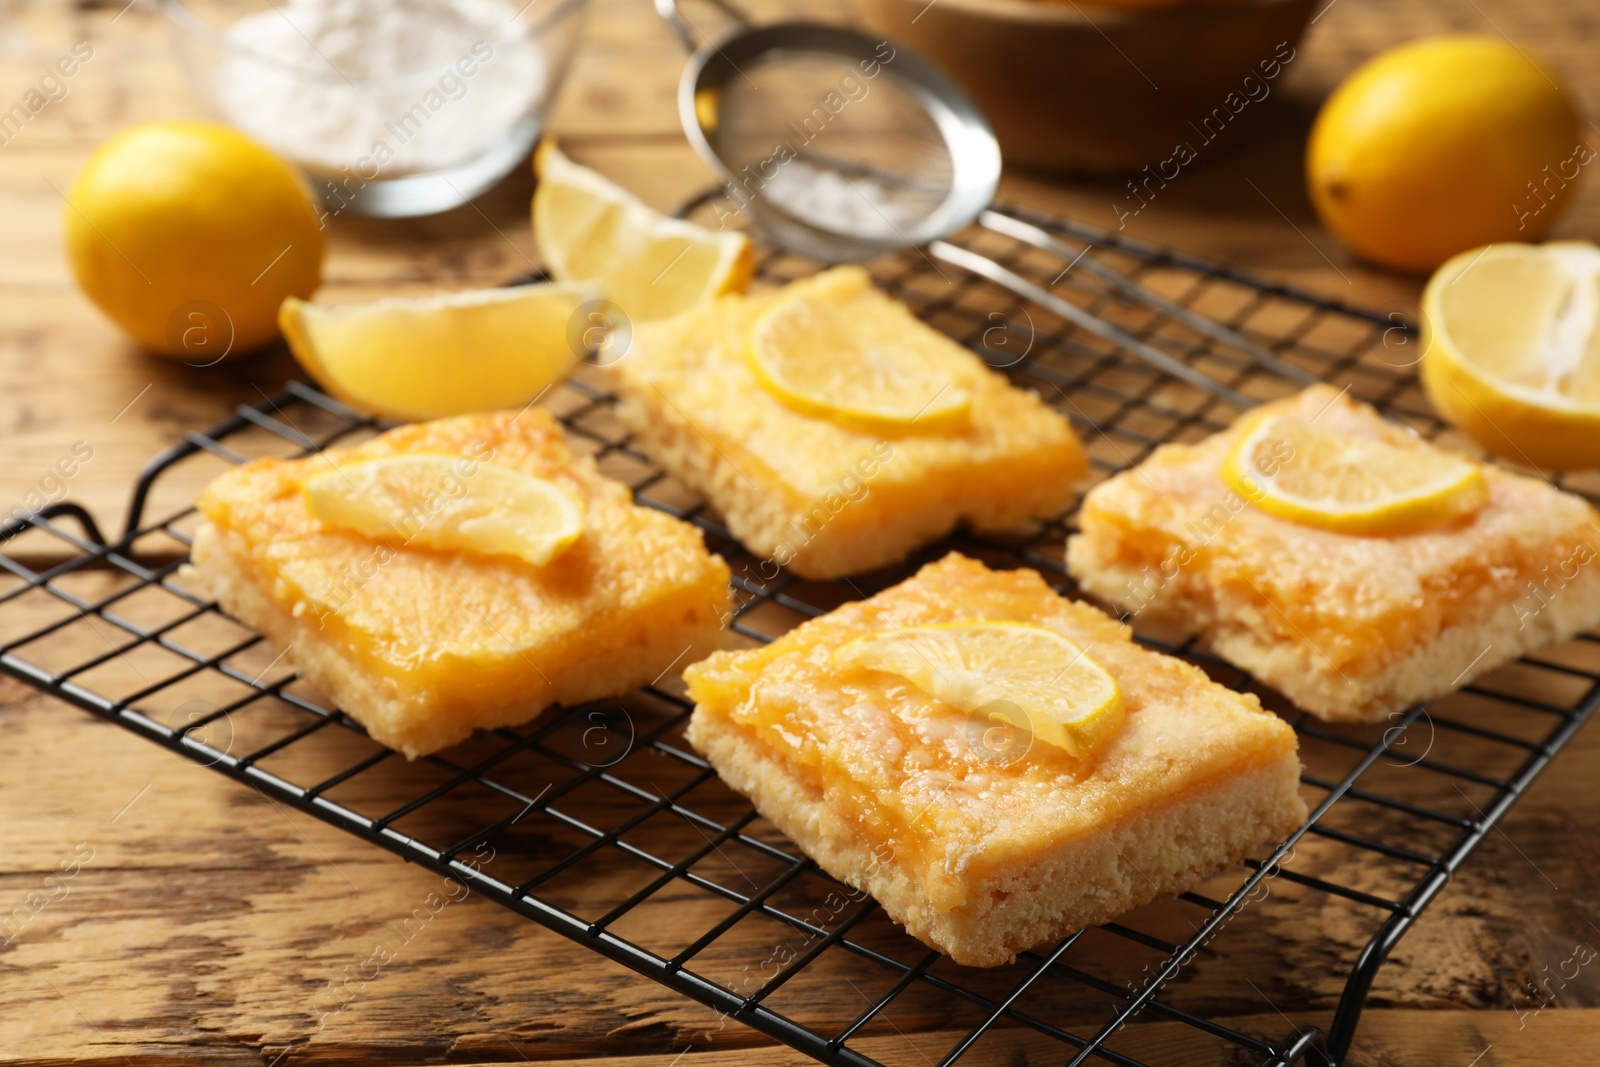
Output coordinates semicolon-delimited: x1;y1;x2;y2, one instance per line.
157;0;588;218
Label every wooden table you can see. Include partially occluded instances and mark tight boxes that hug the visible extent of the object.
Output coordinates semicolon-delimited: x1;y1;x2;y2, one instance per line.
3;0;1599;1064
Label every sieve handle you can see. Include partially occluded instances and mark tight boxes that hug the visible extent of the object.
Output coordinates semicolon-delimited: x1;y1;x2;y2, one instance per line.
977;210;1317;387
929;240;1255;411
654;0;754;52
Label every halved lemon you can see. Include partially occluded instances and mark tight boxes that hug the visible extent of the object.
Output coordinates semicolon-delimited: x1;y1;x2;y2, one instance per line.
280;283;595;422
1222;408;1487;535
302;455;585;567
1421;241;1600;470
832;621;1125;759
533;139;753;322
747;286;972;433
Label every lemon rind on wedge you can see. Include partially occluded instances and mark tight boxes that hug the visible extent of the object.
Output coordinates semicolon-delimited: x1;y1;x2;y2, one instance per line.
1221;408;1488;536
1421;241;1600;470
532;139;754;322
831;619;1125;760
280;282;597;422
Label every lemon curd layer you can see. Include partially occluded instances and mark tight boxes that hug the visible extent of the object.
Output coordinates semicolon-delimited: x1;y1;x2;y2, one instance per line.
1068;385;1600;721
685;554;1301;914
194;411;730;757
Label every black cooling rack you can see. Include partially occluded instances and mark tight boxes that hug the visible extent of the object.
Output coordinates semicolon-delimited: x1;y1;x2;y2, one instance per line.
3;203;1596;1067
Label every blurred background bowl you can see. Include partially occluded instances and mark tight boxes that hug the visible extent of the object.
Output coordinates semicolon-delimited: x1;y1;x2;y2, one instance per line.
857;0;1316;174
157;0;588;218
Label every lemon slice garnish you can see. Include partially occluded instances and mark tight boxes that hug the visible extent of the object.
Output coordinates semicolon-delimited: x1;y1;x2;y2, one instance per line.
832;621;1125;759
280;283;595;422
302;455;585;567
747;286;972;433
1222;408;1487;535
533;139;754;322
1421;240;1600;470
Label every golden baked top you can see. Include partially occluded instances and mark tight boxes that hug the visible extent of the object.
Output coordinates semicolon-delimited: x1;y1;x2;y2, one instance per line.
686;553;1298;910
197;410;728;682
609;266;1086;505
1076;385;1600;658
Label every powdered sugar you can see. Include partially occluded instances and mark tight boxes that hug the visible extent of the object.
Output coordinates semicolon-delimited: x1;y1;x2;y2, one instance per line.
216;0;546;177
758;159;922;240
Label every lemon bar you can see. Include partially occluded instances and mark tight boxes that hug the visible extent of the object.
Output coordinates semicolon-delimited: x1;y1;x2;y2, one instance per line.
685;554;1305;967
1067;385;1600;722
191;411;730;758
606;267;1087;579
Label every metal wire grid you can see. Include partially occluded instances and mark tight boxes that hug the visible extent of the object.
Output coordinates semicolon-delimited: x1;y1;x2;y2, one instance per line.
1;204;1595;1067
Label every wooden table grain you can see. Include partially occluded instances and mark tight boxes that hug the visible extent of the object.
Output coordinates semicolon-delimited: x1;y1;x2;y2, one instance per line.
3;1;1600;1064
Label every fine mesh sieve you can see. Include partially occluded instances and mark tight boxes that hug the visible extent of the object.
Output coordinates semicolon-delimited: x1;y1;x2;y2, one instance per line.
655;0;1316;403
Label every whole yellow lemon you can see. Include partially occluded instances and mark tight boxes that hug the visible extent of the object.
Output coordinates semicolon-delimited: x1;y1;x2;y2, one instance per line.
1306;36;1584;273
64;120;324;360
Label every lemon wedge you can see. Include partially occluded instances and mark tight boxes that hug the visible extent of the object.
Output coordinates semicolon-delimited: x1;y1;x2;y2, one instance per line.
1421;241;1600;470
832;621;1125;759
747;286;972;433
302;455;585;567
533;139;754;322
1222;408;1487;535
280;283;595;422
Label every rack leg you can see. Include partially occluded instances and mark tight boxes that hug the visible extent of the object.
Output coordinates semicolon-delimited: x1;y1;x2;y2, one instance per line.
1267;1025;1332;1067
